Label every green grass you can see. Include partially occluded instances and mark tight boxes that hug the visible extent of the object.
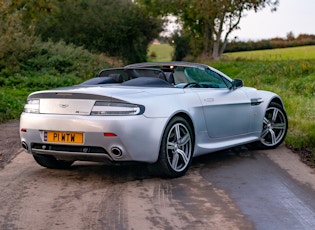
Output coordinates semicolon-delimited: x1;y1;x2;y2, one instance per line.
0;88;28;123
0;73;83;123
224;45;315;61
148;44;174;62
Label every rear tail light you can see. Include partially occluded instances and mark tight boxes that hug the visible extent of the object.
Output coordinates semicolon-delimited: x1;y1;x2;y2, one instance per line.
91;102;144;116
24;99;40;113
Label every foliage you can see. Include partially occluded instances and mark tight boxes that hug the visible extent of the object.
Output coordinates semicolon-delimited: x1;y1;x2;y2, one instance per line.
0;35;110;80
0;1;112;122
226;34;315;53
171;31;191;61
0;36;110;122
0;1;110;78
35;0;162;64
0;5;38;73
0;73;82;123
0;0;56;28
18;40;110;79
137;0;279;59
0;88;25;123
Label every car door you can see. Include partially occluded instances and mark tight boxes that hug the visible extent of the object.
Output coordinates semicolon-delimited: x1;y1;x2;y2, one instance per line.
197;88;251;138
185;67;251;139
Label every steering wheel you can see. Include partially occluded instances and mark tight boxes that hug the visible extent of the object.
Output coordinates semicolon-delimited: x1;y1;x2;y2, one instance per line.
183;82;202;88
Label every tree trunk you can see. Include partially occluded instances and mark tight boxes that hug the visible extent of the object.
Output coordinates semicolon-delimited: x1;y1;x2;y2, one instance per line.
202;22;208;57
219;36;229;57
212;38;221;60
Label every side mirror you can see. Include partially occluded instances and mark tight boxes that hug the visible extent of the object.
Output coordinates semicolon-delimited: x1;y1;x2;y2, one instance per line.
231;79;243;89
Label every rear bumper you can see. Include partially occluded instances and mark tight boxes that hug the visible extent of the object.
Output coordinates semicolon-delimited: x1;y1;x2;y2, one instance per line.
20;113;168;163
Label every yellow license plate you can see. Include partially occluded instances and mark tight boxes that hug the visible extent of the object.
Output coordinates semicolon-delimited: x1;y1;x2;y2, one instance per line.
44;131;83;144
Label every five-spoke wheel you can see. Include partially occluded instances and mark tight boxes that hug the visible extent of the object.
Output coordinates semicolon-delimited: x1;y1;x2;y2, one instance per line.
151;116;194;178
258;102;288;149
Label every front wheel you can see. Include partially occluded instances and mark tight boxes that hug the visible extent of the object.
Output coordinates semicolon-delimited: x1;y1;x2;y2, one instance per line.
150;116;194;178
33;154;74;169
257;102;288;149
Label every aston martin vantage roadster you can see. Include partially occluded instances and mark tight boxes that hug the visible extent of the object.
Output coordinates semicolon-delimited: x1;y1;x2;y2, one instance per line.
20;62;288;177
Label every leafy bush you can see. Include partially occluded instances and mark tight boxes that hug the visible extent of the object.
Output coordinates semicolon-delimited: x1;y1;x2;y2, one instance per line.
0;89;28;123
17;40;109;79
0;8;111;123
0;4;110;80
36;0;162;64
0;72;83;123
171;32;191;61
0;9;38;73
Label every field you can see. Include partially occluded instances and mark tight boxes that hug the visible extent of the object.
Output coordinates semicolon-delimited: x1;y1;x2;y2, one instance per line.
224;45;315;61
147;43;315;62
148;44;174;62
1;45;314;164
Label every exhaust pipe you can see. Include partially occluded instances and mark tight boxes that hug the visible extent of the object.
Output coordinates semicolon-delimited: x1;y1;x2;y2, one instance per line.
22;141;29;151
111;147;123;158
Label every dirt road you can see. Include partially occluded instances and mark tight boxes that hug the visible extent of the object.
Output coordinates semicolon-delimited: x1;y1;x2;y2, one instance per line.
0;120;21;168
0;144;315;229
1;143;315;229
1;150;253;229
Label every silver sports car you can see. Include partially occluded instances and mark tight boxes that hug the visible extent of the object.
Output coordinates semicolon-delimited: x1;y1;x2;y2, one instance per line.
20;62;288;177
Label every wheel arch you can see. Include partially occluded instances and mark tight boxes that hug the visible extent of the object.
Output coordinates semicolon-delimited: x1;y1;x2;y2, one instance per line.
152;111;196;177
176;112;195;137
257;98;288;149
269;96;285;109
161;112;196;147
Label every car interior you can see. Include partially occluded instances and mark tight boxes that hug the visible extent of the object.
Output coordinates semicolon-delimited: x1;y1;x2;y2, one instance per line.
80;65;230;89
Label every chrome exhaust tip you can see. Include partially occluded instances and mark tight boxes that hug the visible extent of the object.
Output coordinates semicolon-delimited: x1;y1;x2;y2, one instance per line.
22;141;29;151
111;147;123;158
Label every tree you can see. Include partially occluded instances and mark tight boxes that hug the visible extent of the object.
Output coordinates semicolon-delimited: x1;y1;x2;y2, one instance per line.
286;31;295;41
0;1;40;72
137;0;279;60
0;0;57;30
35;0;162;64
171;31;191;61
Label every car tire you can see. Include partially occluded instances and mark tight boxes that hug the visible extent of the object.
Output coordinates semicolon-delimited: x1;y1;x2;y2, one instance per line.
150;116;194;178
256;102;288;149
33;154;74;169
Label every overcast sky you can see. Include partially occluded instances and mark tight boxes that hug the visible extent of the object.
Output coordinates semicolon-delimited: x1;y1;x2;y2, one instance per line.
231;0;315;40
